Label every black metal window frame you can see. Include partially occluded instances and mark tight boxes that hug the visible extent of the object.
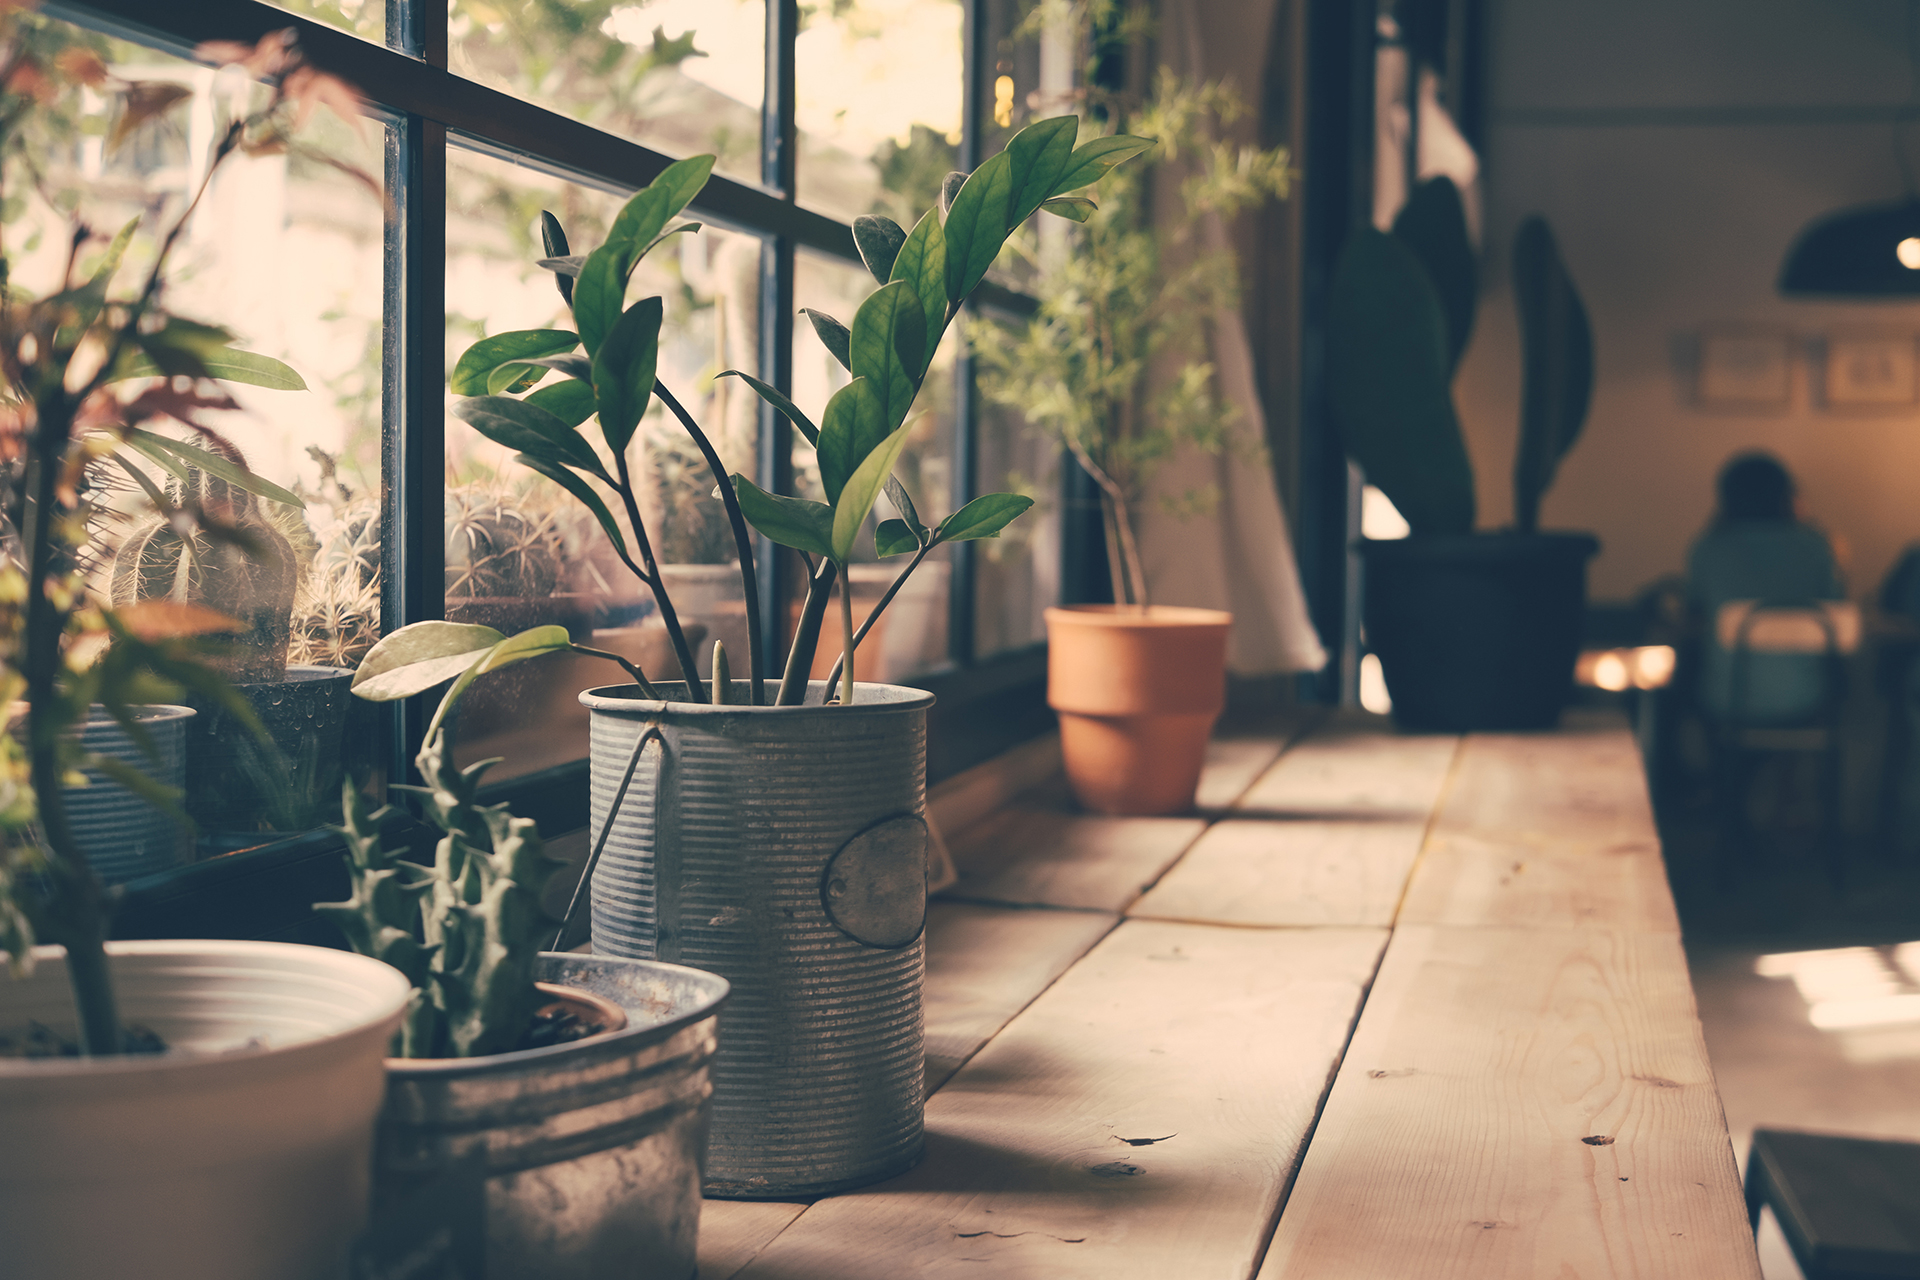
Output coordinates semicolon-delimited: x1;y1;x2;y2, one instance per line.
53;0;1063;940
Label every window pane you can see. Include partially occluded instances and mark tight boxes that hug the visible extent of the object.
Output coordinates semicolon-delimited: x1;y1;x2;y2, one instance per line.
974;399;1056;657
448;0;765;186
446;147;763;780
268;0;382;43
793;249;953;682
21;26;390;851
795;0;963;224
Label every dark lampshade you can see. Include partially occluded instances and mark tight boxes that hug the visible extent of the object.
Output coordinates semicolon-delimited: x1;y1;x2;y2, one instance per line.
1779;200;1920;297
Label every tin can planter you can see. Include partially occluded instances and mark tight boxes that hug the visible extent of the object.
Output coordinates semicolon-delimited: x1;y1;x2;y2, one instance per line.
1045;605;1233;815
580;680;933;1199
65;703;194;882
376;951;729;1280
1;940;412;1280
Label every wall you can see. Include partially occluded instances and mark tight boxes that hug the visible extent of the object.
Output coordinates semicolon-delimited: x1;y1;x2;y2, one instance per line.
1459;0;1920;604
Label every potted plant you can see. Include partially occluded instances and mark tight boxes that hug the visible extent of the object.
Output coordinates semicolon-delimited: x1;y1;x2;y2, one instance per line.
0;28;412;1280
314;663;729;1280
1329;175;1598;731
968;61;1293;815
357;113;1152;1197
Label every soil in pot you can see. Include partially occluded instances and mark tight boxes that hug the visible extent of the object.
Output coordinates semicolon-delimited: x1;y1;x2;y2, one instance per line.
1045;605;1232;816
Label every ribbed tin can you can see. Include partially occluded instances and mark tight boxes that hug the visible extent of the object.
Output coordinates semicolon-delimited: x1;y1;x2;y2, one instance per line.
377;952;729;1280
66;704;193;883
580;680;933;1199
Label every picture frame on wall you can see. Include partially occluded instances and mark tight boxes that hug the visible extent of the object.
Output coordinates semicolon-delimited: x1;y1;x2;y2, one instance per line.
1819;331;1918;410
1695;327;1793;409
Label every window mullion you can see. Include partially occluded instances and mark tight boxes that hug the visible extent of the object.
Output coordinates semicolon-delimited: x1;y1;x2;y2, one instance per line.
948;0;990;668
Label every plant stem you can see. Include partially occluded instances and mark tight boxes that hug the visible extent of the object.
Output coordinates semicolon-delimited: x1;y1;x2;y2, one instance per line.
822;541;934;694
21;387;120;1055
653;379;765;705
610;448;706;701
1065;437;1150;609
838;568;855;706
568;643;662;701
777;558;837;706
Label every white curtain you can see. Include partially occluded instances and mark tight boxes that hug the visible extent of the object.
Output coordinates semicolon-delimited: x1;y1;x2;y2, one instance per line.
1134;0;1326;676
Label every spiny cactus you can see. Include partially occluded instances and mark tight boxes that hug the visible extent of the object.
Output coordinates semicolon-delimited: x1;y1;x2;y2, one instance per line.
108;463;300;682
290;566;381;668
316;727;564;1059
316;500;380;591
647;428;733;565
445;488;563;600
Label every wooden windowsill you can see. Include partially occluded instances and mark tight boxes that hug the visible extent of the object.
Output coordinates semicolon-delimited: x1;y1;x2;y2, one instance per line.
696;708;1762;1280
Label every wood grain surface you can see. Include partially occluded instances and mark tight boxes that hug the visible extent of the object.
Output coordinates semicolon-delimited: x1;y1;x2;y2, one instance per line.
696;1201;808;1280
1232;719;1459;822
731;921;1388;1280
943;806;1207;912
1259;924;1759;1279
1129;815;1430;927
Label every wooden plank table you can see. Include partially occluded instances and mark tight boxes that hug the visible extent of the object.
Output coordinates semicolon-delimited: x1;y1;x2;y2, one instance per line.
695;712;1762;1279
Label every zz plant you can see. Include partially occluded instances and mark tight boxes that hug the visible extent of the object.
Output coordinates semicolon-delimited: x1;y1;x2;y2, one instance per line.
361;114;1153;712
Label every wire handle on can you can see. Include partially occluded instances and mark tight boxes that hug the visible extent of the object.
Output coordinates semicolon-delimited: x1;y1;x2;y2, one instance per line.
551;725;664;953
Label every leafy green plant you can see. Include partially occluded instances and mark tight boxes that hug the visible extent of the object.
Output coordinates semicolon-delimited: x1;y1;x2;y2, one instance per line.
0;27;374;1054
969;67;1292;608
368;113;1151;713
1328;176;1593;536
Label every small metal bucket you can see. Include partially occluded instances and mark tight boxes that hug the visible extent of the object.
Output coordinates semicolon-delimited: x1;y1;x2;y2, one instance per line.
376;952;729;1280
580;680;933;1199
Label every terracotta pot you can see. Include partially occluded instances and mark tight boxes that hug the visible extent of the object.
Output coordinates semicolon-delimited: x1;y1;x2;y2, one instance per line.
1044;605;1232;816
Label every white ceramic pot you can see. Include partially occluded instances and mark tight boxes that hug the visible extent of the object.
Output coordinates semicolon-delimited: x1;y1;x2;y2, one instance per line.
0;940;412;1280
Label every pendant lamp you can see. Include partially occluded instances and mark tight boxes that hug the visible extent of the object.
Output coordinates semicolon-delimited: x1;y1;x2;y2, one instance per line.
1778;199;1920;297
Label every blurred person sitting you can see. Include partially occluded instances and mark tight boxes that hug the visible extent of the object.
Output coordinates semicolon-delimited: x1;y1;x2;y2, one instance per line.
1686;451;1845;727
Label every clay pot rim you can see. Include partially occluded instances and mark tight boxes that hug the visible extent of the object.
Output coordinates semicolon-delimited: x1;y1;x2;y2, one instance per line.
382;981;628;1069
1044;604;1233;630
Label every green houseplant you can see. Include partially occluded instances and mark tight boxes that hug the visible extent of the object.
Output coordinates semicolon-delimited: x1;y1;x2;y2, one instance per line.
356;114;1152;1197
0;27;413;1280
1329;175;1598;730
968;61;1292;815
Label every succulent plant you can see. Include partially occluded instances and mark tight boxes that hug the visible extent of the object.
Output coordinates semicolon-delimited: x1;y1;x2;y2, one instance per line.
444;487;562;600
108;462;300;683
291;504;382;668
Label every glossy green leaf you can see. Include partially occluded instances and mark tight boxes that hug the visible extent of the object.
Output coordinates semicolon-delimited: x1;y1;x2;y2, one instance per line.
450;329;578;395
539;210;574;305
1005;115;1079;228
732;475;834;558
572;244;628;359
649;154;716;222
831;419;916;563
815;376;885;504
196;347;307;391
934;491;1034;543
130;317;231;380
875;519;919;557
942;149;1011;303
716;369;820;445
517;453;627;559
606;186;671;261
486;362;546;395
124;429;305;507
939;170;967;214
353;621;505;701
535;254;586;277
802;308;852;372
452;395;609;481
525;377;597;428
636;222;700;264
849;280;924;429
1049;134;1157;196
888;209;949;373
853;214;907;284
593;296;663;457
1039;196;1097;223
431;626;573;736
884;475;928;543
523;352;593;382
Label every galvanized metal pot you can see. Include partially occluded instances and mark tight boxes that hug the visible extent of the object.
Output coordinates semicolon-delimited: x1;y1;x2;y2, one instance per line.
580;680;933;1199
376;952;729;1280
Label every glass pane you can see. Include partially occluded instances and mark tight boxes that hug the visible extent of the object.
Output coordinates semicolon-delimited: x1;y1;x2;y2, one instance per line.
974;398;1056;657
793;249;953;682
794;0;963;224
268;0;383;42
448;0;765;186
19;26;390;851
446;146;763;779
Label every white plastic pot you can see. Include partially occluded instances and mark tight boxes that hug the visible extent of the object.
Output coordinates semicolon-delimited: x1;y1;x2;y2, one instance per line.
0;940;412;1280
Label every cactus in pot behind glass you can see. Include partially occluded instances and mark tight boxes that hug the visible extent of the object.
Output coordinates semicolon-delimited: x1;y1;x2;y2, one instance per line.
108;460;300;683
354;115;1155;714
445;487;563;600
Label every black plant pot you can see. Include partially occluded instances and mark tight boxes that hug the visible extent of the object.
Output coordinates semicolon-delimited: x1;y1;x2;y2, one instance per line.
1361;532;1600;732
185;664;355;839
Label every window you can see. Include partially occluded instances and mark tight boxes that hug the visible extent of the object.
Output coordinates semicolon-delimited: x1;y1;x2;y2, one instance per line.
58;0;1076;903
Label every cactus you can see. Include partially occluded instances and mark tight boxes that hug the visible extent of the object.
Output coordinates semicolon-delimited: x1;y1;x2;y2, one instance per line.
108;462;300;682
445;487;563;600
647;428;733;565
316;727;563;1059
293;505;381;668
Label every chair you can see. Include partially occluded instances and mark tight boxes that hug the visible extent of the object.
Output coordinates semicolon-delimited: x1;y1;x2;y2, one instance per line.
1712;600;1858;886
1745;1128;1920;1279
